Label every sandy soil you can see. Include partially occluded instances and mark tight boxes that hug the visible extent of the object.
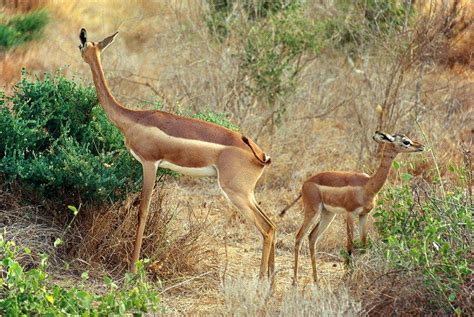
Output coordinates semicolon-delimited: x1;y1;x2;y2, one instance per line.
155;179;349;314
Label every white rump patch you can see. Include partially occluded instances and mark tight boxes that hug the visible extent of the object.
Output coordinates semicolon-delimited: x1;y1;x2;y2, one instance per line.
160;160;217;177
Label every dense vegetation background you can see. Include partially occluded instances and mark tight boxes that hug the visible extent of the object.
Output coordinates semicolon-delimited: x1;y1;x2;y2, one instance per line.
0;0;472;315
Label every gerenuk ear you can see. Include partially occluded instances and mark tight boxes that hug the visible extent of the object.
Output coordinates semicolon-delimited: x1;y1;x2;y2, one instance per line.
98;32;119;52
79;28;87;45
373;131;394;143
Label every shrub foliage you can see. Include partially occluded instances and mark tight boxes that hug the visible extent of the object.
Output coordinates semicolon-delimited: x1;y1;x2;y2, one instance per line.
0;234;161;315
0;10;48;50
0;71;142;203
374;170;473;314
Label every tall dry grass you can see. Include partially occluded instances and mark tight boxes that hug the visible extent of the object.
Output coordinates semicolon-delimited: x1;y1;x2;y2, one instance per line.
72;178;219;282
221;273;363;316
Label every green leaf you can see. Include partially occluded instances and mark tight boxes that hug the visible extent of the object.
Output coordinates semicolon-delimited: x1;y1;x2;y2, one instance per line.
447;164;456;173
119;302;126;314
76;290;92;309
401;173;413;182
67;205;78;216
53;238;63;248
45;294;54;304
392;161;401;170
448;292;456;302
81;271;89;280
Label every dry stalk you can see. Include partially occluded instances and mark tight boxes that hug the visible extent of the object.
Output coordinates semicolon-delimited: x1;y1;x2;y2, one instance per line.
72;181;219;280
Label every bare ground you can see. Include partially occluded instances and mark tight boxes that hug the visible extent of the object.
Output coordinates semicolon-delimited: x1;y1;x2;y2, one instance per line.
153;178;355;314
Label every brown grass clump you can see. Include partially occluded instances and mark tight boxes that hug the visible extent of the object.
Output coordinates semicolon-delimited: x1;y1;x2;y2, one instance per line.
73;179;219;281
1;0;45;12
0;191;63;269
220;273;363;316
416;0;474;67
348;247;431;315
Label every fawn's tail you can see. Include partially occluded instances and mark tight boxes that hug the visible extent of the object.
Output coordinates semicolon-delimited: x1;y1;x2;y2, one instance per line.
279;193;303;217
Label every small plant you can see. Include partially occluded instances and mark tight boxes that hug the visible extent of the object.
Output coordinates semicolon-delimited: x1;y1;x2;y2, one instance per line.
0;10;48;50
207;1;336;124
206;0;299;38
373;170;472;314
0;233;162;315
190;110;239;132
241;5;325;109
359;0;409;33
322;0;413;50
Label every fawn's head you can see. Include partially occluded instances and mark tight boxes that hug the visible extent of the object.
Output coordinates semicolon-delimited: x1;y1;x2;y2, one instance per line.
78;28;118;64
373;131;425;154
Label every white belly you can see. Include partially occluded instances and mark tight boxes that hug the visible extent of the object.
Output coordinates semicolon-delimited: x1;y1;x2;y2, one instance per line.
324;205;348;214
159;160;217;177
324;205;364;216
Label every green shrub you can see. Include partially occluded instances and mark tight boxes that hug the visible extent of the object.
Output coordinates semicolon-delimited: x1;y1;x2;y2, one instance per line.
0;71;240;205
207;1;330;118
374;171;472;313
206;0;300;38
0;70;142;203
328;0;414;48
0;233;162;315
187;109;239;132
359;0;408;33
242;5;325;107
0;10;48;50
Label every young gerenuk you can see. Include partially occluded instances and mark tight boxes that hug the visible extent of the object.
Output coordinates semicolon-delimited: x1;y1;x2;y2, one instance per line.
280;131;424;285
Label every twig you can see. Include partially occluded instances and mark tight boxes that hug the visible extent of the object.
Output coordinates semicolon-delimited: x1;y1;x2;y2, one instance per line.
159;271;213;294
288;95;355;122
368;269;410;288
222;218;230;287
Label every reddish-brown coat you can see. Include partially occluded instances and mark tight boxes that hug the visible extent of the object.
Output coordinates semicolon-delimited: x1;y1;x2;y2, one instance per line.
84;47;267;167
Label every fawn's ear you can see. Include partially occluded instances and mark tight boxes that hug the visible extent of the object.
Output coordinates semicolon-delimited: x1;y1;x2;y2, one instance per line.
79;28;87;45
98;32;118;52
373;131;394;143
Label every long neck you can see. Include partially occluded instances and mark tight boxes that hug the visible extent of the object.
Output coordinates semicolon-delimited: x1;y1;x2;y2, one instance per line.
88;52;132;132
365;145;398;195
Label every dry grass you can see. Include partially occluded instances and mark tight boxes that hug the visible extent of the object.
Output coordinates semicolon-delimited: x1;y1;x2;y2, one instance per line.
0;191;63;269
346;244;431;315
73;177;219;281
221;273;363;316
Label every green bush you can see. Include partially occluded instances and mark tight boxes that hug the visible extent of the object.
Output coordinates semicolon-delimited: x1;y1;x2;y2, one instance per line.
0;234;162;315
374;171;472;313
0;10;48;50
328;0;413;48
206;0;300;38
241;5;326;107
207;1;333;118
0;71;241;205
359;0;409;33
0;70;143;203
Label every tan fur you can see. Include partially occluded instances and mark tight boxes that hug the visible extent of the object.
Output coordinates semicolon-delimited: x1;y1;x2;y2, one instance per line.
290;132;424;285
79;30;276;279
